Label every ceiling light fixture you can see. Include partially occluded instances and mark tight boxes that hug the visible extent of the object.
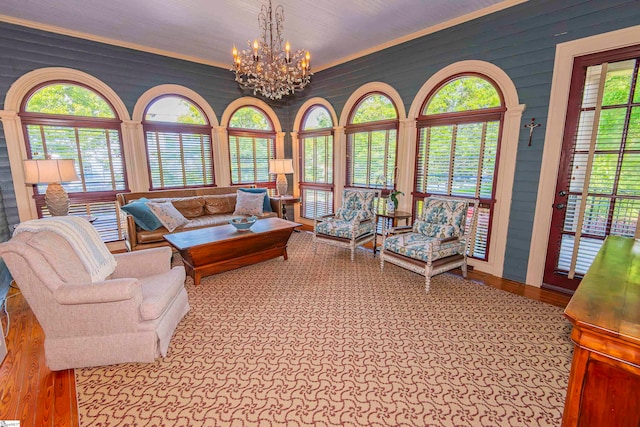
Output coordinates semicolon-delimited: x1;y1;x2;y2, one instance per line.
231;0;312;100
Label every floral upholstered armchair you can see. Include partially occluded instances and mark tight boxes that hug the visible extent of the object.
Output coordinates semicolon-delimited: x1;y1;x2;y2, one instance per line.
380;196;478;292
313;188;380;261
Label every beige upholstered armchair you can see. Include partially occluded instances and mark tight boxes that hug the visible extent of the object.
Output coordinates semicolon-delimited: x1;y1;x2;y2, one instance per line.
313;188;380;261
380;196;478;292
0;217;189;371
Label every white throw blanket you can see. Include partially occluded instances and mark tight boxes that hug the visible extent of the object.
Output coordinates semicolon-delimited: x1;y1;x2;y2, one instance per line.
14;216;117;282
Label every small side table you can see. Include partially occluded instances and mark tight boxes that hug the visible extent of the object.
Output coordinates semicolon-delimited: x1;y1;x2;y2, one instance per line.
374;208;412;255
271;195;301;221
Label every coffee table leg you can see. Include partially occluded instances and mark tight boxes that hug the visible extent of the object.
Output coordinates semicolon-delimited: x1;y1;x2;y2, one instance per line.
193;270;202;286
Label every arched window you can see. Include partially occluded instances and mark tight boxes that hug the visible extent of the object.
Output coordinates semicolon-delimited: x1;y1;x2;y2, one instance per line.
228;106;276;187
415;74;506;260
298;105;334;219
143;95;214;189
345;92;398;192
20;81;127;242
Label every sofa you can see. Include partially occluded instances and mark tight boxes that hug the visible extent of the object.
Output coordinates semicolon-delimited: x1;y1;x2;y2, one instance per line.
117;186;279;251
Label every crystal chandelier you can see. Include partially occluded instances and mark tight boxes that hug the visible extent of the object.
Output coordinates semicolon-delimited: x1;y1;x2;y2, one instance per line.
231;0;312;100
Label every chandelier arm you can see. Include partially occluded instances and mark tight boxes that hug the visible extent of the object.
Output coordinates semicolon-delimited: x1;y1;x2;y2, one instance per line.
231;0;312;100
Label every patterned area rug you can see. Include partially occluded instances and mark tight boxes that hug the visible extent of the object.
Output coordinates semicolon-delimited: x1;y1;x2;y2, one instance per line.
75;231;573;426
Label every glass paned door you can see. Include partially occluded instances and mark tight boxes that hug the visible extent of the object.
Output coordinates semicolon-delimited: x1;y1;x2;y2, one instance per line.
544;50;640;293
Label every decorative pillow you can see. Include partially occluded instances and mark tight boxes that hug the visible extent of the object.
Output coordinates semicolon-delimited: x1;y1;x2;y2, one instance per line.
203;194;237;215
413;220;458;239
170;197;205;218
147;201;189;232
335;208;372;222
120;197;163;231
238;188;272;212
233;191;264;216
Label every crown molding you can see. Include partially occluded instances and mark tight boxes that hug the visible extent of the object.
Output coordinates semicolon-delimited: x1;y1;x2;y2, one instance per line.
0;13;229;69
314;0;528;72
1;1;526;72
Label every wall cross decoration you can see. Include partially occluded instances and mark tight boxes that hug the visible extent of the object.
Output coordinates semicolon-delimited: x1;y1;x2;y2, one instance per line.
524;118;542;146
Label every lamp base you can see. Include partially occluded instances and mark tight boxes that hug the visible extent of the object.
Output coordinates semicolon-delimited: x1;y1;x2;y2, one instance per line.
45;183;70;216
276;174;288;196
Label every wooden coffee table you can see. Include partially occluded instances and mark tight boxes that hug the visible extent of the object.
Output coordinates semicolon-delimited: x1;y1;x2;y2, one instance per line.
164;217;301;285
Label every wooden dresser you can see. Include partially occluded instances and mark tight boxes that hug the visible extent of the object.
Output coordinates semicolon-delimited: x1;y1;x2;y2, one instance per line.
562;236;640;426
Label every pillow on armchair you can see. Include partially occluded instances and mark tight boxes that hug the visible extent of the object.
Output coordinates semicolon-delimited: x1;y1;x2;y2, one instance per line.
335;208;372;222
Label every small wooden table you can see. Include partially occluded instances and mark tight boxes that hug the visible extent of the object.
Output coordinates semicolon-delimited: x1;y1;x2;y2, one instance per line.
374;208;412;255
562;236;640;426
271;195;301;221
164;217;301;285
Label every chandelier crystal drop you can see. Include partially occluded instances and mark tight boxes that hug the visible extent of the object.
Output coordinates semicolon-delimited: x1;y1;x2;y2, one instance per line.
231;0;312;100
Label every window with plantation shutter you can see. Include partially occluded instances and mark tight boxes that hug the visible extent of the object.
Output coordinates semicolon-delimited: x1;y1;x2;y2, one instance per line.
298;105;334;219
345;93;398;192
544;51;640;291
20;82;127;242
143;95;214;189
414;74;505;261
228;106;276;186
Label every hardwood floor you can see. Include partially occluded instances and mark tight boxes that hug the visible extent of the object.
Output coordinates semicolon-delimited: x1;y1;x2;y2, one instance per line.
0;262;571;426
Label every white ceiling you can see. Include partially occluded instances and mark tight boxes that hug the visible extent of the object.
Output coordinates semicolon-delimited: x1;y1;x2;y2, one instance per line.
0;0;522;70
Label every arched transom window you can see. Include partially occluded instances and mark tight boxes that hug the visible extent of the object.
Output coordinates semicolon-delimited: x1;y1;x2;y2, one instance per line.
228;106;276;187
345;92;398;192
415;74;505;260
298;105;334;219
143;95;214;189
20;81;127;242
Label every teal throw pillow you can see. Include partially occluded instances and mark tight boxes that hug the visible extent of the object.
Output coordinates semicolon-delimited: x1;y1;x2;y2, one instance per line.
238;188;272;212
120;197;163;231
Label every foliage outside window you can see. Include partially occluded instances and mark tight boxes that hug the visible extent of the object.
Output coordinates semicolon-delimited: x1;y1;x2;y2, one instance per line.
20;82;127;242
143;95;214;189
298;105;334;219
556;58;640;276
415;75;505;261
228;106;276;186
345;93;398;191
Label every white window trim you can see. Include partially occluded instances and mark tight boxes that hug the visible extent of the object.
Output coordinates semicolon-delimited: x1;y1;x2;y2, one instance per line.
408;60;525;278
132;84;219;191
527;25;640;287
338;82;407;209
291;97;338;225
0;67;130;221
220;97;284;187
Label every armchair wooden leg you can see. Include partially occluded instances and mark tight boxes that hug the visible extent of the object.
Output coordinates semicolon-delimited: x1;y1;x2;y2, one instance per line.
425;274;431;293
461;260;468;279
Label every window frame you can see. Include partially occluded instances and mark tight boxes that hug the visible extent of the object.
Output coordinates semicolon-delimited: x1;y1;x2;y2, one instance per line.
141;94;215;190
344;91;400;195
414;73;507;261
19;80;129;242
298;104;335;219
227;105;277;188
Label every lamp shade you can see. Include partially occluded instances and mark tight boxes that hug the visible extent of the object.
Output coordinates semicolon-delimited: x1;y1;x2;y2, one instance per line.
269;159;294;175
23;159;80;184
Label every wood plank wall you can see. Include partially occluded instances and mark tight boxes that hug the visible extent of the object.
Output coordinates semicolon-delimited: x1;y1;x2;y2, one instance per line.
1;0;640;283
285;0;640;282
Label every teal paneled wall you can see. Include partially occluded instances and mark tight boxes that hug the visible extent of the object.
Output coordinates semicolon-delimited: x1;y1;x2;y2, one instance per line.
0;0;639;283
0;21;291;229
287;0;640;282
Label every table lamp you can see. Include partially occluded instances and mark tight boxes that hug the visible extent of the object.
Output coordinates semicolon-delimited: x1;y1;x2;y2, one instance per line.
269;159;294;196
23;159;80;216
